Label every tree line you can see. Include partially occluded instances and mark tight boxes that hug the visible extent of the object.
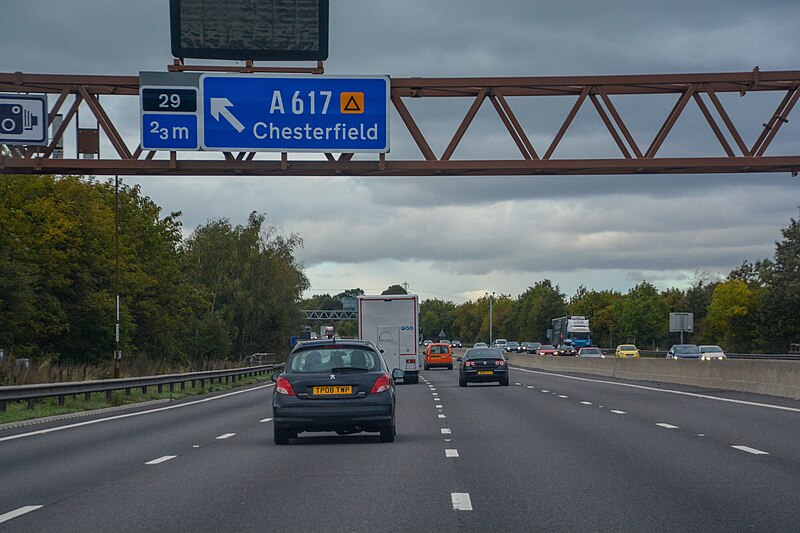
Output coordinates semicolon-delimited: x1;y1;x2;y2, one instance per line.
0;175;309;367
300;213;799;353
416;211;800;352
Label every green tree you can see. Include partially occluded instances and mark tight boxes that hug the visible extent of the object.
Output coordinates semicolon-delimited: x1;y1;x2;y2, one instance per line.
614;281;669;348
381;284;408;295
513;280;568;343
705;279;755;351
569;286;622;348
420;298;457;340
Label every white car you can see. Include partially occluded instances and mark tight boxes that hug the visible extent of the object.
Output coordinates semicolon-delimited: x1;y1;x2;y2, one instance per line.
493;338;508;350
699;345;727;360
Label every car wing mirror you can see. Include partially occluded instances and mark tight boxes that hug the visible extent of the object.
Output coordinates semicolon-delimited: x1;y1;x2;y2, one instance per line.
392;368;405;380
271;371;281;382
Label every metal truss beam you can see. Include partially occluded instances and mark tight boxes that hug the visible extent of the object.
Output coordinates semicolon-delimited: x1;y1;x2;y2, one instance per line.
1;69;798;176
302;310;358;320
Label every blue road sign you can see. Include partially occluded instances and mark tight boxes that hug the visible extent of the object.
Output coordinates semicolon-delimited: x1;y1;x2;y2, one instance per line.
140;85;199;151
0;94;47;145
200;75;389;152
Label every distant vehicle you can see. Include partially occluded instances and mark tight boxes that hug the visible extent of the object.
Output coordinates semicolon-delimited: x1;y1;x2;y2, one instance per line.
271;339;404;444
320;325;335;339
423;339;433;347
440;339;451;346
505;341;521;353
493;338;508;350
615;344;640;358
666;344;701;359
424;343;454;370
578;347;607;358
525;342;541;354
699;345;727;360
536;345;557;356
358;294;421;384
551;316;592;348
474;342;488;348
557;341;578;356
451;340;462;348
458;347;509;387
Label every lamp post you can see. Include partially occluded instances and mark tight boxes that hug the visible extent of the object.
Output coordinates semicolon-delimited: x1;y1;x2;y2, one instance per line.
485;291;495;345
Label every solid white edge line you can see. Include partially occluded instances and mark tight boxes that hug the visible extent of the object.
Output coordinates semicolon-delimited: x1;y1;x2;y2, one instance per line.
0;505;44;524
145;455;177;465
0;383;276;443
216;433;236;440
732;445;769;455
451;493;473;511
513;367;800;412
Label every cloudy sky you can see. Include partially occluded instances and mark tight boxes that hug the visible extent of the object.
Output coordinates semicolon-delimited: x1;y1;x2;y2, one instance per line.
2;1;798;303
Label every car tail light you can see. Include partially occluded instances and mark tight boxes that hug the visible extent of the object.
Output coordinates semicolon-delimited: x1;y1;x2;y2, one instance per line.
370;373;392;394
406;358;415;364
466;361;476;367
496;359;506;366
275;376;296;396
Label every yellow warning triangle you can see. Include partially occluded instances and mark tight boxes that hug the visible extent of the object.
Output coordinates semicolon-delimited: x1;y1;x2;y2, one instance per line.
344;95;362;112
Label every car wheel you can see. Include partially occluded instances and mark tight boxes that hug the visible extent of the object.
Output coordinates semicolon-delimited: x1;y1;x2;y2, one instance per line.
406;374;419;384
424;364;428;370
459;375;466;387
274;427;291;445
500;378;509;386
380;423;395;443
448;364;453;370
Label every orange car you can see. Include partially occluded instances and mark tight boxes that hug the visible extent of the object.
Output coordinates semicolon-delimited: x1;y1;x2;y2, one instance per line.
424;343;453;370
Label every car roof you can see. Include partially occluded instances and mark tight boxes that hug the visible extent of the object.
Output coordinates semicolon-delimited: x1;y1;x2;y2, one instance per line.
291;339;376;352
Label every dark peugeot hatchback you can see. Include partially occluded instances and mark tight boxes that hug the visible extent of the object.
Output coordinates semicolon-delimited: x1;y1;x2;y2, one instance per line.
272;340;404;444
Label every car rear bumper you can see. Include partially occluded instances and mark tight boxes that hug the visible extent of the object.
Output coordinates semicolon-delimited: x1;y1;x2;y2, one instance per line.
462;369;508;382
273;400;393;431
426;359;452;368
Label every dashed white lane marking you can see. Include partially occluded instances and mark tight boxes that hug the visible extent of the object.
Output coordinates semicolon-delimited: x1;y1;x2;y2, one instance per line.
216;433;236;440
0;383;276;443
192;445;200;448
514;382;521;386
444;438;452;442
610;410;627;415
445;449;459;458
526;386;535;389
513;367;800;413
732;445;769;455
441;428;451;434
451;493;473;511
259;417;274;423
0;505;44;524
541;390;549;393
656;423;679;429
146;455;177;465
438;414;447;418
558;395;569;399
436;404;443;408
581;401;593;405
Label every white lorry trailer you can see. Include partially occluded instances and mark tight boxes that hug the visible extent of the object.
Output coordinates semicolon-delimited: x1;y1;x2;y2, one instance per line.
358;294;420;384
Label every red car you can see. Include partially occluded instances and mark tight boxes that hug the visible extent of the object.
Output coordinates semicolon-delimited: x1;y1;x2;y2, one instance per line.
535;345;557;356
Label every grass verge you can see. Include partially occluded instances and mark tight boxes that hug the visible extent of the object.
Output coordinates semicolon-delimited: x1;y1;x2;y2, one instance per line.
0;372;275;425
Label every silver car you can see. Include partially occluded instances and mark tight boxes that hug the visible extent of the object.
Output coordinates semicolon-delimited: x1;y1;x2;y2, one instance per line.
699;345;727;360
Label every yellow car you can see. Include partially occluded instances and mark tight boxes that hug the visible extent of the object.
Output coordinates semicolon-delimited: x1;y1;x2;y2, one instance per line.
615;344;640;358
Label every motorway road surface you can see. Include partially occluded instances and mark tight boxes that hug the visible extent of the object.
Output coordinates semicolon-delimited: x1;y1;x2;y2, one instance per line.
1;363;799;532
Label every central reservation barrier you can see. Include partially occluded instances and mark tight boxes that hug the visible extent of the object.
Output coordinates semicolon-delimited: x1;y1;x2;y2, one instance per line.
506;354;800;400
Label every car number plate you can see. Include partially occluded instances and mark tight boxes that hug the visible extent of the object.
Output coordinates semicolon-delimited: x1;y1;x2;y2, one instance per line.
477;370;493;375
312;386;353;395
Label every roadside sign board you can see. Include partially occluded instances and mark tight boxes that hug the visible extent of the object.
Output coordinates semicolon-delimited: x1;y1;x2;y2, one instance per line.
0;94;47;145
200;74;390;152
669;312;694;332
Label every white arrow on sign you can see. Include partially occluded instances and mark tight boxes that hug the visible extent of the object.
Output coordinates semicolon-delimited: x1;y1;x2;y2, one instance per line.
210;98;245;133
